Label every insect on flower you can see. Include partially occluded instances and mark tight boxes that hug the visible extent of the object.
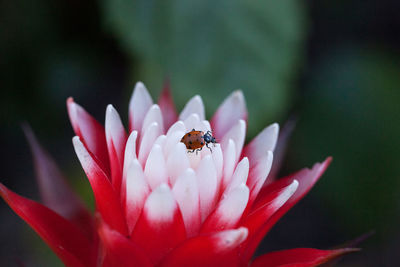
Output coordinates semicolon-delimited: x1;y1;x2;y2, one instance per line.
180;129;217;154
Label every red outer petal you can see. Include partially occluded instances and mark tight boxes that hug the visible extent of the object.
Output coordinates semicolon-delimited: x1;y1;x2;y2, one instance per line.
160;228;248;267
0;183;96;267
240;157;332;261
158;80;178;130
108;141;124;195
251;248;359;267
105;105;128;196
73;137;128;236
239;181;297;260
67;97;110;175
23;125;94;238
98;218;152;267
131;187;186;265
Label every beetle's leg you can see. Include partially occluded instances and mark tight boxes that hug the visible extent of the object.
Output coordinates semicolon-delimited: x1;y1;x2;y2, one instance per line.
188;149;195;153
206;143;212;153
196;147;203;155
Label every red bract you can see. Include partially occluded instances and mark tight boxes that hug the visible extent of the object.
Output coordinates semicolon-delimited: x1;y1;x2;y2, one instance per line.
1;82;356;266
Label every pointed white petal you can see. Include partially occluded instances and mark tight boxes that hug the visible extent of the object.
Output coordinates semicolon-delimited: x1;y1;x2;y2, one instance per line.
202;184;249;232
123;131;138;172
196;155;218;222
122;131;138;198
105;105;127;163
144;184;176;221
224;157;249;195
271;179;299;210
167;142;190;186
211;144;224;187
172;169;200;237
187;147;202;170
248;151;274;203
154;135;167;148
193;120;211;133
201;120;212;132
164;130;186;159
244;123;279;164
179;95;205;121
215;227;248;248
212;90;247;140
221;139;236;190
144;144;168;190
138;122;161;165
125;159;150;233
129;82;153;132
141;104;164;135
166;121;186;137
183;113;200;132
221;120;246;164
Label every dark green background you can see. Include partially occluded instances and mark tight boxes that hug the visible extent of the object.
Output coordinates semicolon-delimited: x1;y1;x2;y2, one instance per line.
1;0;399;266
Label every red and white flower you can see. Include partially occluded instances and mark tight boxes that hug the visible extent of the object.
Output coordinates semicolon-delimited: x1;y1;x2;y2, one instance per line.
0;82;356;266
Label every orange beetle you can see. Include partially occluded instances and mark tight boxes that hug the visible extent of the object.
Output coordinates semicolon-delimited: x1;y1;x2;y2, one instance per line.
180;129;217;154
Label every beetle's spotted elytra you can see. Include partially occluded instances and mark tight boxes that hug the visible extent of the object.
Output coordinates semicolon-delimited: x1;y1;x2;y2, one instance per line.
180;129;217;154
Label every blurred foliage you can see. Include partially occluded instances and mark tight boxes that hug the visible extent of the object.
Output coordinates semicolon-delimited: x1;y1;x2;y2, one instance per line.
100;0;306;136
293;46;400;239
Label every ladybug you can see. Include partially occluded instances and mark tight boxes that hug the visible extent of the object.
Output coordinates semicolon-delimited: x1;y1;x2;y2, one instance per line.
180;129;217;154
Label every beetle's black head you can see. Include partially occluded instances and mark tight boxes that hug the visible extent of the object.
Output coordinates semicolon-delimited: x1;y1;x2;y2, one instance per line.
203;132;216;144
203;132;212;143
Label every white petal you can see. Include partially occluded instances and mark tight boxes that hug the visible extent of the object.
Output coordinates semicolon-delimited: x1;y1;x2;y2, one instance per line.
166;121;186;137
72;136;98;175
245;123;279;163
272;180;298;210
212;90;247;139
144;183;176;221
129;82;153;132
164;130;186;159
154;135;167;148
196;155;218;222
194;120;211;133
179;95;205;121
183;113;200;132
201;120;212;132
125;159;150;232
172;169;200;237
203;184;249;232
221;120;246;164
167;142;190;186
215;227;248;248
138;122;161;165
141;104;164;135
224;157;249;195
122;131;138;197
248;151;273;203
187;148;202;170
144;144;168;190
105;105;127;163
211;144;224;187
221;139;236;190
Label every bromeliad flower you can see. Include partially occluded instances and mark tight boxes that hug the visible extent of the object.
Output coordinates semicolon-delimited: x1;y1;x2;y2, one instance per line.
1;82;356;266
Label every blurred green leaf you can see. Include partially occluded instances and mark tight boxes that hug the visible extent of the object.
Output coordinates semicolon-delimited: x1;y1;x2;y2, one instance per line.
100;0;306;135
293;46;400;238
